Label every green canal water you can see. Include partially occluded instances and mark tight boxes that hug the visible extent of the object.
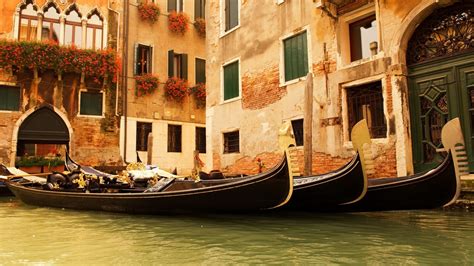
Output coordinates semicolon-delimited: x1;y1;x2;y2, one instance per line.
1;197;473;265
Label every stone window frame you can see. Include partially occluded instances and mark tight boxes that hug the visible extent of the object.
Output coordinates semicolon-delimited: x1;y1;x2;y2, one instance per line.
135;43;154;76
341;74;389;147
219;0;241;38
136;121;152;152
279;25;313;87
220;57;242;104
168;123;183;153
336;3;382;68
223;129;240;154
13;2;108;49
195;126;206;154
77;89;106;118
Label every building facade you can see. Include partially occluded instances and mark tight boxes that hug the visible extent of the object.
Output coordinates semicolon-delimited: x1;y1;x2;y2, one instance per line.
206;0;474;176
120;0;206;174
0;0;122;167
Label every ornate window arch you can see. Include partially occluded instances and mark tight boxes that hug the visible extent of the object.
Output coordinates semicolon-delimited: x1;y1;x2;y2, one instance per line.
64;4;83;48
41;2;60;42
407;3;474;65
18;0;39;41
86;9;104;50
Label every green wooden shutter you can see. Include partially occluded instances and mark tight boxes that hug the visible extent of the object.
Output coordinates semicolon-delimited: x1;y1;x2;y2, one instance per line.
168;50;174;78
225;0;230;31
224;61;239;100
168;0;177;12
0;86;20;111
80;92;103;116
284;31;308;82
229;0;238;30
195;58;206;84
181;53;188;80
195;0;201;19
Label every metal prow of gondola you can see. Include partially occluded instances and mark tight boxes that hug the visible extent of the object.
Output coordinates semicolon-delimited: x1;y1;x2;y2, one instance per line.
441;117;469;206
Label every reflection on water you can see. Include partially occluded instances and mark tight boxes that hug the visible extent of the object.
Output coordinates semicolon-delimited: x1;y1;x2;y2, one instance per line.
1;197;473;264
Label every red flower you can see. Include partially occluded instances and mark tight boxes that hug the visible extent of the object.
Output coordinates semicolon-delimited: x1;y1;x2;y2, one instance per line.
164;77;188;102
194;18;206;37
168;12;189;34
188;83;206;108
138;3;160;23
135;74;159;96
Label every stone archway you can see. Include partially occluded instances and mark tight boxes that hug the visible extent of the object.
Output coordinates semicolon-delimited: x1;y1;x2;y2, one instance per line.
10;105;73;166
407;2;474;172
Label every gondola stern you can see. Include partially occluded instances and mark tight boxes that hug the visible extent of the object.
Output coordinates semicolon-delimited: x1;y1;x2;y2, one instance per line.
267;151;294;210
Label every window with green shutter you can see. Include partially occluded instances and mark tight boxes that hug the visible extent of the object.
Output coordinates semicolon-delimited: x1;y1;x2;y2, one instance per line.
225;0;239;31
0;85;20;111
195;58;206;84
80;91;103;116
195;0;205;19
283;31;308;82
223;61;239;100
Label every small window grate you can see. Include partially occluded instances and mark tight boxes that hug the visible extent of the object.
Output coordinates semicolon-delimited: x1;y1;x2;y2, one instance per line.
224;131;239;153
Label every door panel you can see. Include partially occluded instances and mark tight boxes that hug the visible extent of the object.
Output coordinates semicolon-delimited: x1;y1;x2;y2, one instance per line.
457;65;474;172
409;70;454;172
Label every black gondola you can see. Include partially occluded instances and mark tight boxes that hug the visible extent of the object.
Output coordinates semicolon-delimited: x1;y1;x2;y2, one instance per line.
6;153;293;214
337;118;467;212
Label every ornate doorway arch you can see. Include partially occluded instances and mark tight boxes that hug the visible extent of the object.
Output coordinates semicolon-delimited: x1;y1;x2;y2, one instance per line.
408;3;474;172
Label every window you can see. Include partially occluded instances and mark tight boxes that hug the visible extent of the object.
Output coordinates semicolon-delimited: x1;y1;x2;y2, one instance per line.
349;15;377;62
168;50;188;79
65;7;83;48
224;131;239;153
195;0;205;19
291;119;304;146
168;124;182;152
80;91;103;116
168;0;184;12
86;12;104;50
346;81;386;139
41;4;60;42
224;0;239;32
195;58;206;84
135;44;153;75
283;31;308;82
136;122;152;152
223;60;239;100
19;1;38;41
195;127;206;153
0;85;20;111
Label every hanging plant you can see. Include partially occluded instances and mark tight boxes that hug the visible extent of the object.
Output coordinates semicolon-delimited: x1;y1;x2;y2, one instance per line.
0;40;120;83
135;74;159;96
138;2;161;23
168;11;190;34
194;18;206;37
189;83;206;108
164;77;188;102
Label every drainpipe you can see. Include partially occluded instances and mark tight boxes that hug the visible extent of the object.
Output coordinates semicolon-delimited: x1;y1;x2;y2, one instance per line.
122;0;130;163
108;0;121;116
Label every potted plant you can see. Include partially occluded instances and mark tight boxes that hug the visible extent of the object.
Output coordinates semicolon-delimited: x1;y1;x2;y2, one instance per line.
194;18;206;37
138;2;161;23
164;77;188;102
135;74;159;96
189;83;206;108
16;156;65;173
168;11;190;34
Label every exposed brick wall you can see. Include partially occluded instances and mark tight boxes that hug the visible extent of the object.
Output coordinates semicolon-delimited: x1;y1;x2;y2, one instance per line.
242;65;287;110
385;74;393;114
219;147;397;178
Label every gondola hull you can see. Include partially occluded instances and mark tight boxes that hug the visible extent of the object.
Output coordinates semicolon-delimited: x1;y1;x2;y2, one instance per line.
338;154;458;212
284;154;366;210
0;182;13;196
6;155;292;214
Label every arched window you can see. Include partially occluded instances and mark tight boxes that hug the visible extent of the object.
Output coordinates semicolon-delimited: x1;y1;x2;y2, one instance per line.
64;7;83;48
19;1;38;41
86;11;104;50
41;4;60;42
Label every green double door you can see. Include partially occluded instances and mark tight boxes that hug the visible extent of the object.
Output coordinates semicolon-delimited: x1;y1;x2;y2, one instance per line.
409;53;474;173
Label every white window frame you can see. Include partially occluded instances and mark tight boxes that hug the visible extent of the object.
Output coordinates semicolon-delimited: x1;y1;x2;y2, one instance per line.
220;57;242;104
78;89;106;118
219;0;241;38
279;26;312;87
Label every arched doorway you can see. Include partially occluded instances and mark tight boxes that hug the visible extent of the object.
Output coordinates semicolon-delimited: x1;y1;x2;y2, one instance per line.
16;106;70;160
407;3;474;172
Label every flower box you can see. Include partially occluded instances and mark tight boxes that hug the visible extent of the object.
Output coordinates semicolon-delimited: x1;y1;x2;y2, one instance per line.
168;12;190;34
165;77;188;102
138;3;160;23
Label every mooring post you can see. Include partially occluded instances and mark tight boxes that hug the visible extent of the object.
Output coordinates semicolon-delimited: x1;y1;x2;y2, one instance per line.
304;72;313;176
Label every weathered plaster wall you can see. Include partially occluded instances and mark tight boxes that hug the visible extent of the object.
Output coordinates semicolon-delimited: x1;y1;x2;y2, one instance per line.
206;0;458;177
